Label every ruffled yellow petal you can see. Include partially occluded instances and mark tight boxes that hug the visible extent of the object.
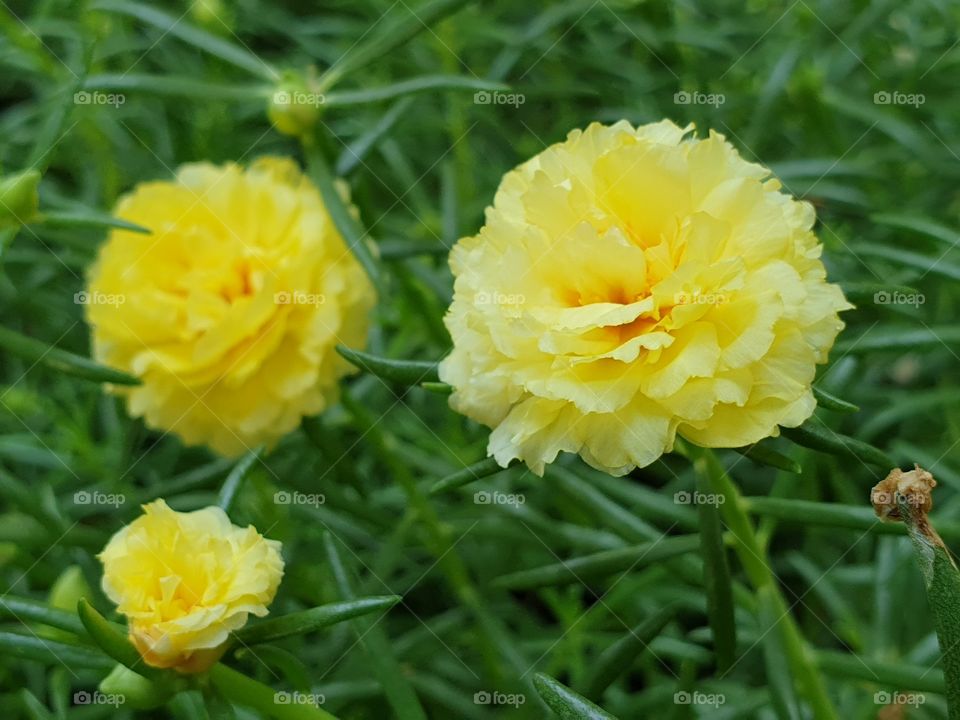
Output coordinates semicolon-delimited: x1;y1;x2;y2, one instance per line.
86;158;375;456
441;120;851;476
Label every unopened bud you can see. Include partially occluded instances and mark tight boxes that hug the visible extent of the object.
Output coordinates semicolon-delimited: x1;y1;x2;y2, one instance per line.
0;169;41;229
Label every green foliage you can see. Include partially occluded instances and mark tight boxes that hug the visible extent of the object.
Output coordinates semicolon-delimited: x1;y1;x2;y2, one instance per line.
2;0;960;718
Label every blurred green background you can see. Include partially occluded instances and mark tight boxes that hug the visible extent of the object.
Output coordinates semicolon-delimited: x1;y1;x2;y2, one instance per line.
2;0;960;717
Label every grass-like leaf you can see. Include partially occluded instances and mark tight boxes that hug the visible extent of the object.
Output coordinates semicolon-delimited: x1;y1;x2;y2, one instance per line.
319;0;475;90
429;457;508;494
0;326;140;385
694;452;736;671
812;386;859;413
77;599;166;680
493;535;700;590
209;664;340;720
872;212;960;248
304;144;382;289
92;1;277;80
781;422;893;468
234;596;402;644
323;533;428;720
38;210;151;234
336;345;439;385
581;605;676;700
0;595;86;636
0;631;112;670
217;446;263;512
834;325;960;353
85;73;270;101
533;672;618;720
325;75;508;106
734;442;802;474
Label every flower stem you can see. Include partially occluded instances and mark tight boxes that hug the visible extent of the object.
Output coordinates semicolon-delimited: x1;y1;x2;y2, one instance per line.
873;466;960;719
691;447;838;720
208;664;339;720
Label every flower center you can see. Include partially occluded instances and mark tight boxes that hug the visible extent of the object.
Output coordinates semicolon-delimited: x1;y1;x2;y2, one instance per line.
219;257;255;303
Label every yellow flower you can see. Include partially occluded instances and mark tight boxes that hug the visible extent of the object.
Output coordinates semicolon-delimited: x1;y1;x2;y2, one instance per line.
98;499;283;673
440;120;851;476
86;157;375;456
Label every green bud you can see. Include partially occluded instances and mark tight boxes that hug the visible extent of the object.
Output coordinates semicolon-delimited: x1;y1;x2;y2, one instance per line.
100;664;178;710
48;565;92;611
41;565;91;641
0;169;41;229
267;69;325;138
191;0;234;32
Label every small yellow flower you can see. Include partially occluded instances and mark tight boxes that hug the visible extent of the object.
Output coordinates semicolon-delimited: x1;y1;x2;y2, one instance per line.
440;120;851;476
99;499;283;673
86;157;375;456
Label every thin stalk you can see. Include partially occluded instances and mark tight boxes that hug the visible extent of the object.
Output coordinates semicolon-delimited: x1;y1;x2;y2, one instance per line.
692;447;838;720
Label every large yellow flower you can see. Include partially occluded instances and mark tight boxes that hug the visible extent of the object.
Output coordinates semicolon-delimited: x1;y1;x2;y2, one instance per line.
86;157;375;456
99;499;284;672
440;120;851;476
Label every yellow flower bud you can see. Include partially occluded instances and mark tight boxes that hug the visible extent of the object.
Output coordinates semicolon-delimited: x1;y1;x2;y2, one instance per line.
98;500;284;673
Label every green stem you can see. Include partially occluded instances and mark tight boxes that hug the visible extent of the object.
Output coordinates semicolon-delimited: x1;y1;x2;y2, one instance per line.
897;494;960;718
692;447;838;720
208;664;339;720
341;390;529;687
